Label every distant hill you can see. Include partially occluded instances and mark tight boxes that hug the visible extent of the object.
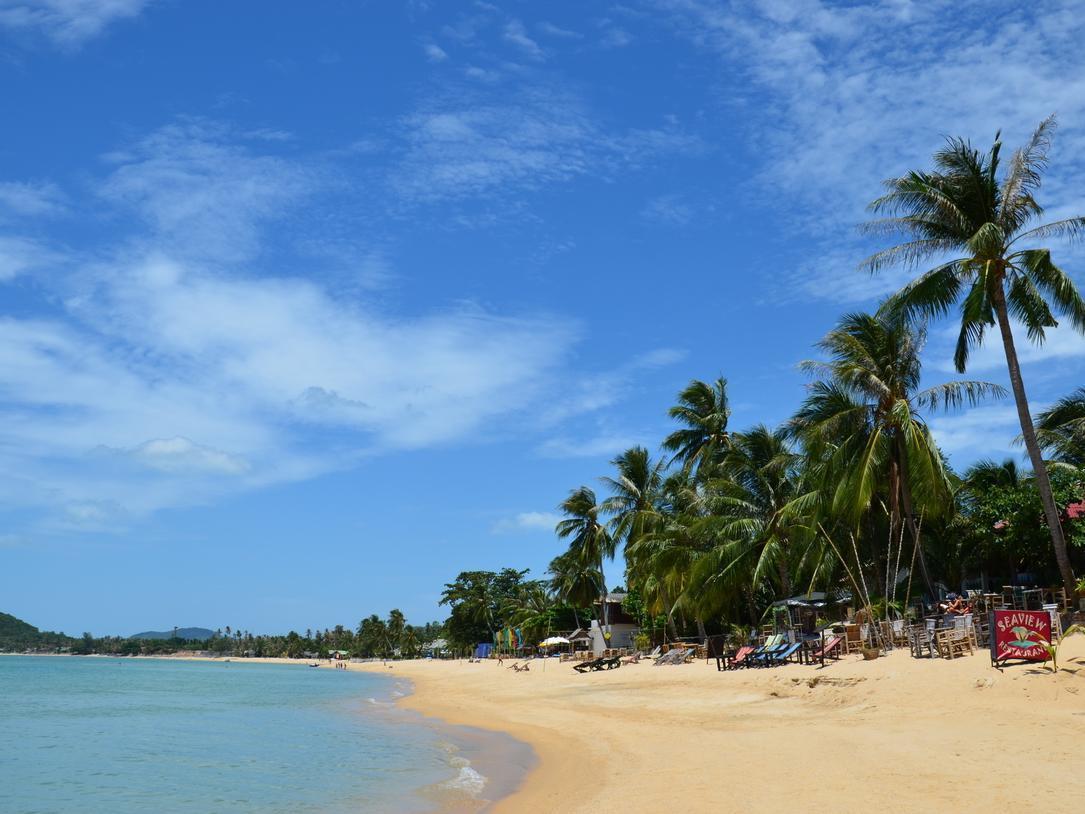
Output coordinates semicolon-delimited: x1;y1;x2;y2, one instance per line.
0;611;39;641
0;611;73;651
129;627;214;641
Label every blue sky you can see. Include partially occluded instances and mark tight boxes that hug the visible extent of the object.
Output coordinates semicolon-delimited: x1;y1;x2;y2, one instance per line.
3;0;1085;636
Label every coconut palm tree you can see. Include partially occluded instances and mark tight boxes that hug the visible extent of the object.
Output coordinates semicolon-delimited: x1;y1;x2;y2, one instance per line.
601;446;665;553
793;312;1003;594
863;116;1085;594
547;550;601;630
697;425;810;601
555;487;614;626
625;469;709;639
662;377;732;476
963;458;1023;490
1037;387;1085;468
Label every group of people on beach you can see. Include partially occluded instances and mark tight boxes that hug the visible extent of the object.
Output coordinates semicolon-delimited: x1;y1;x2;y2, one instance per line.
938;593;973;616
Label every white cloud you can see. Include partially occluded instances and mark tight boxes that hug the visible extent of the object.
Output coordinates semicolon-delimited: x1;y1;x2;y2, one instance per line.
0;123;595;528
503;19;544;59
537;21;581;39
928;405;1022;462
537;433;653;459
0;180;65;217
641;193;693;225
648;0;1085;304
98;119;317;262
539;347;686;425
111;437;251;475
492;510;561;533
0;236;62;279
927;320;1085;375
393;89;701;204
423;42;447;62
0;0;150;46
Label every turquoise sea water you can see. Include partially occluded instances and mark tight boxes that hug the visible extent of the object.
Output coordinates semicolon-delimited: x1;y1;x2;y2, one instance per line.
0;657;525;813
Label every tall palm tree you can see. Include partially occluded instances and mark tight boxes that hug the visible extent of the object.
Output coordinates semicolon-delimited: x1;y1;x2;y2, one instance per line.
663;377;732;476
625;469;708;639
555;487;614;626
547;550;602;631
709;425;808;598
793;312;1003;594
864;116;1085;594
1037;387;1085;468
601;446;665;552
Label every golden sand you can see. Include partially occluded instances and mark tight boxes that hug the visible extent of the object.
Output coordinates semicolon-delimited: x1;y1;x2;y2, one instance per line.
355;638;1085;813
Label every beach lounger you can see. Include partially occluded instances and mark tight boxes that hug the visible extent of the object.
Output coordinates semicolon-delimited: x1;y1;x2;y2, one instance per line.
653;647;691;666
574;658;604;673
749;642;790;667
807;635;842;665
764;642;803;666
720;645;755;671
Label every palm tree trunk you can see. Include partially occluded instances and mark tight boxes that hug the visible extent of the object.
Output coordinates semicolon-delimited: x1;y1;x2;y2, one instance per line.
895;437;935;597
599;555;608;628
992;285;1075;595
695;617;708;644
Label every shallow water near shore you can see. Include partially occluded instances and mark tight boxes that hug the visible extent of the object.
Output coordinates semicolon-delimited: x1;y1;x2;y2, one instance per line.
0;656;531;813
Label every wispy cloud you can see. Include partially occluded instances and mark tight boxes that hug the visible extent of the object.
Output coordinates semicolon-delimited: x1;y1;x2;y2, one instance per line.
928;405;1022;462
0;236;62;279
537;432;655;459
641;193;693;225
537;21;581;39
0;123;585;528
0;180;65;217
491;510;561;533
0;0;151;46
503;19;544;59
648;0;1085;304
422;42;448;62
393;88;701;205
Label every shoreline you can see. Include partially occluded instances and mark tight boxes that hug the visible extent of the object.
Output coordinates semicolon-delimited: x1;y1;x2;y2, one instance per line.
11;646;1085;811
2;652;533;812
359;641;1085;813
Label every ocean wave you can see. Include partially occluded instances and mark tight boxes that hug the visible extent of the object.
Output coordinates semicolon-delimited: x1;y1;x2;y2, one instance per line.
440;765;487;797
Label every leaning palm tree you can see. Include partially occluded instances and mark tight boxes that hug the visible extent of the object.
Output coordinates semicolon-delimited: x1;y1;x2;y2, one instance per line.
1037;387;1085;469
863;116;1085;594
662;377;732;477
793;312;1003;594
555;487;614;626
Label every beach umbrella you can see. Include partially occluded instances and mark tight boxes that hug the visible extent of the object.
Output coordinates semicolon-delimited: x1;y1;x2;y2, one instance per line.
539;636;571;647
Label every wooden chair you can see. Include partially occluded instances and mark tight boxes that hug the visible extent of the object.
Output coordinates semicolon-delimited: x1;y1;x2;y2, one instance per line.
1002;586;1018;610
908;623;936;658
842;624;863;655
952;613;978;649
1043;604;1063;641
936;626;974;659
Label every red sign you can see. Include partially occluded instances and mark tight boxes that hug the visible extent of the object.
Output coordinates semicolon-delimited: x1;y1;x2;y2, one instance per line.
990;610;1052;666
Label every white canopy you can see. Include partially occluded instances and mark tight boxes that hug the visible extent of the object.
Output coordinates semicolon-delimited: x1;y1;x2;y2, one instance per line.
539;636;571;646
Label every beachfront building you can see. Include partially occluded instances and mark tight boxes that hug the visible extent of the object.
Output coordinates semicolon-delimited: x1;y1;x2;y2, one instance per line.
589;592;639;654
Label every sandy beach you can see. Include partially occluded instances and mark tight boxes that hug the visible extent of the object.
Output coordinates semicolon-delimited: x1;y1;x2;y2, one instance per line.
354;640;1085;813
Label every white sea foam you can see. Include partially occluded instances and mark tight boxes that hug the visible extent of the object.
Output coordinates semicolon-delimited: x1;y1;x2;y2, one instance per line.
441;765;487;797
